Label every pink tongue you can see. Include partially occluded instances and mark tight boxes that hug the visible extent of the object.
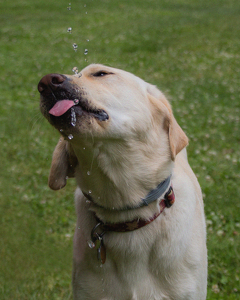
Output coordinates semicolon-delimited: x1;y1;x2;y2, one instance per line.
49;100;75;116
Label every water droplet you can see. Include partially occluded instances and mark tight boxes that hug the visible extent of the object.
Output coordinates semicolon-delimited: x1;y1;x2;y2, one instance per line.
88;190;92;194
59;129;64;132
84;49;88;55
87;171;91;175
67;27;72;33
74;99;79;105
87;240;95;248
73;43;78;51
72;66;78;74
85;12;88;14
68;134;73;140
83;147;85;150
71;108;77;127
86;39;90;42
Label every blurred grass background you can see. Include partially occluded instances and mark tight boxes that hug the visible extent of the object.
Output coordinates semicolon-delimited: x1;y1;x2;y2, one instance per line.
0;0;239;299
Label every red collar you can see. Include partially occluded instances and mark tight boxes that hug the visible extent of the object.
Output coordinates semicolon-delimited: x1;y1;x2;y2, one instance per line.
90;186;175;264
97;186;174;233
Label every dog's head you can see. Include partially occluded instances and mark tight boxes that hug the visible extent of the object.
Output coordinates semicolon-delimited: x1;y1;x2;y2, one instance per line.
38;64;188;190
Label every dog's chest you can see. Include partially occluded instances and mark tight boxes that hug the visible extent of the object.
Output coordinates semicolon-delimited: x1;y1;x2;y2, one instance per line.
73;229;180;300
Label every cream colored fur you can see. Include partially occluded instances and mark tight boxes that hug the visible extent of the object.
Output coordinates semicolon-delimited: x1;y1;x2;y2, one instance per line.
46;64;207;300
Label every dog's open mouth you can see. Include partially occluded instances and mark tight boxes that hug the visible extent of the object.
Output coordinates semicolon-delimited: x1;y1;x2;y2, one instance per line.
48;98;109;122
49;100;76;117
38;73;109;130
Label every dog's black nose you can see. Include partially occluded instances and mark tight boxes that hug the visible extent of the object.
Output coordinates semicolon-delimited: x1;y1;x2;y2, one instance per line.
38;73;66;93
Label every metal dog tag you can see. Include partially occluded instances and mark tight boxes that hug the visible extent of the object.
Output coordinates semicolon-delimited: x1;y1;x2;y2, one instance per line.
97;238;106;264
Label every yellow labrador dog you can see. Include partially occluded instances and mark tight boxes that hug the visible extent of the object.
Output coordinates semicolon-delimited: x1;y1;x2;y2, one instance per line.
38;64;207;300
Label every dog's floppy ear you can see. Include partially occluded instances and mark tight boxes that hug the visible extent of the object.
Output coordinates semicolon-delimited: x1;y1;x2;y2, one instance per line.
48;137;78;190
147;84;188;161
167;112;188;161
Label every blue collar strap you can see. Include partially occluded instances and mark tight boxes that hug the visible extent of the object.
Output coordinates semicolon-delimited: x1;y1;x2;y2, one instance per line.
141;175;171;207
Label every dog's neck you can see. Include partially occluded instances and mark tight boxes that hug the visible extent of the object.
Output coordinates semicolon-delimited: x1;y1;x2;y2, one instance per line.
83;175;172;211
71;135;173;216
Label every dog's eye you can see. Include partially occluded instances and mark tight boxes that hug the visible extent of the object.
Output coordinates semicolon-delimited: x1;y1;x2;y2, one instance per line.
93;71;112;77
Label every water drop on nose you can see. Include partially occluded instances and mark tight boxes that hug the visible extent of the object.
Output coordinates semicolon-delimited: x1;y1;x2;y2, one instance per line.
73;43;78;51
84;49;88;55
67;27;72;33
72;67;78;74
73;71;82;78
68;134;73;140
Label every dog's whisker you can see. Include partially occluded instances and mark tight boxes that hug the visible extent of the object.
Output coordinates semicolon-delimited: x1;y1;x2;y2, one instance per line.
29;111;44;131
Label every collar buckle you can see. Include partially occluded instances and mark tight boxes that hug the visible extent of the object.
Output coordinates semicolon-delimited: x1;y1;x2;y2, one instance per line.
164;186;175;208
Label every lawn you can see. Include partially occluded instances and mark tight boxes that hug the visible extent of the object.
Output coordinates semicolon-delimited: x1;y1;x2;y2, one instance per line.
0;0;239;299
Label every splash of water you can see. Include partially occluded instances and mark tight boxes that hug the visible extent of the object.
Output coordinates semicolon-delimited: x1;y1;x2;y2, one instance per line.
70;108;77;127
73;43;78;52
87;240;95;249
72;66;79;74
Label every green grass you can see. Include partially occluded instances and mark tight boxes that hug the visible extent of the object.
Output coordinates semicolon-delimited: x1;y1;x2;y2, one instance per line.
0;0;239;298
